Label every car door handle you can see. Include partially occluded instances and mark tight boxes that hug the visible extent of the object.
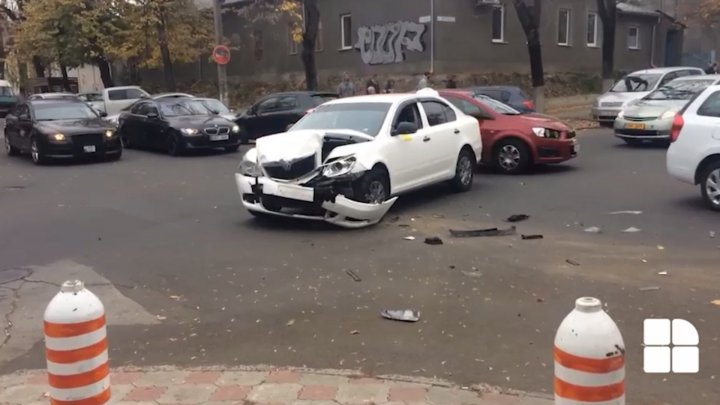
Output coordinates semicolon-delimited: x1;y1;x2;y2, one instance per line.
422;136;431;142
454;129;460;134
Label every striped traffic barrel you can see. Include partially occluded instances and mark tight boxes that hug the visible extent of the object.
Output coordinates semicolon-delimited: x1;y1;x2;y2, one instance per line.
44;280;111;405
554;297;625;404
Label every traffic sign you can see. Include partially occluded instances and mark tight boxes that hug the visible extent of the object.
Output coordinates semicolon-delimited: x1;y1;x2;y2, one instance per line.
212;45;231;65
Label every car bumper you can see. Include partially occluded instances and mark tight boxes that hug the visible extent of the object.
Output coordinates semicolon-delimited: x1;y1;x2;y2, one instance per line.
183;134;241;149
44;138;122;158
235;174;397;228
592;107;621;123
666;144;696;185
534;138;578;164
614;117;671;140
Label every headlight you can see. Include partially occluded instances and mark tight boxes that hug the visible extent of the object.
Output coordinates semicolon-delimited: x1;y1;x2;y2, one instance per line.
105;130;114;138
231;125;240;133
660;109;678;120
322;156;356;178
237;157;262;177
51;133;66;141
180;128;199;136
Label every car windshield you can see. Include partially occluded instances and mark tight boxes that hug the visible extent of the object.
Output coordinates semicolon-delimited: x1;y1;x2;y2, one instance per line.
160;100;211;117
473;95;520;115
0;87;14;96
34;103;99;121
310;94;339;106
290;102;391;136
644;79;715;101
611;74;662;92
200;99;230;114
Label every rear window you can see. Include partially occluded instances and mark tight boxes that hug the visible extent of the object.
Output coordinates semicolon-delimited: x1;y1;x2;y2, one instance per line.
311;94;339;106
108;88;147;101
697;91;720;118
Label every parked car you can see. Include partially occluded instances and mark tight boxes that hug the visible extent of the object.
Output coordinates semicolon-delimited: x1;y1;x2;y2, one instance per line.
593;67;705;126
441;90;577;174
667;84;720;211
235;89;482;228
4;100;121;164
104;93;183;125
236;91;339;142
152;92;194;100
466;86;535;113
195;97;237;121
90;86;151;116
78;92;104;113
0;80;18;118
27;93;80;101
615;75;720;145
118;97;241;155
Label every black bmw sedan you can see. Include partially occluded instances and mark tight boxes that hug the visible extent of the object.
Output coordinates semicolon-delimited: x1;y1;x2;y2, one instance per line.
4;100;122;165
118;98;241;156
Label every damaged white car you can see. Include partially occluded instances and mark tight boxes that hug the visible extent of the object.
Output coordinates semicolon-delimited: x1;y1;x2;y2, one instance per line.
235;89;483;228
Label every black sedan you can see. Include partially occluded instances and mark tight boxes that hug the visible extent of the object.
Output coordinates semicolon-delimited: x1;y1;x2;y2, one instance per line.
118;98;241;156
4;100;121;165
236;91;338;142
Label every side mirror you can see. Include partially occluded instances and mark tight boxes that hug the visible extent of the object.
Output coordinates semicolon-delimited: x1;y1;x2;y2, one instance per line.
99;111;108;117
472;111;494;121
210;109;220;115
392;121;418;136
147;112;159;119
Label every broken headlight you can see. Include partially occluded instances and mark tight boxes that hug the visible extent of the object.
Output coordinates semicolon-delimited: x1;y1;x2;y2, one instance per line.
238;156;262;177
322;156;357;178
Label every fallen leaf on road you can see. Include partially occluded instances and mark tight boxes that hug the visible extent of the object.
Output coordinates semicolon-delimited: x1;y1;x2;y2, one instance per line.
609;210;643;215
622;227;642;233
286;319;295;326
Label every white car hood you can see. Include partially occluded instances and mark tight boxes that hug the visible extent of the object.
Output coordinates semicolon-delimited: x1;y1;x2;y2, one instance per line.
255;129;374;163
598;91;650;106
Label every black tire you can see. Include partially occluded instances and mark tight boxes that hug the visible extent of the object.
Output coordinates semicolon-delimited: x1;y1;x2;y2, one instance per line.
4;136;19;156
493;138;531;174
238;126;249;144
623;139;643;146
599;121;614;128
700;161;720;212
106;149;122;161
225;144;240;153
167;134;183;156
353;167;390;204
450;148;475;192
30;137;47;165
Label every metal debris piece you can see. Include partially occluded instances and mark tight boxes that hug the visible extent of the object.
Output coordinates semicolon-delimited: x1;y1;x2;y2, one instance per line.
380;309;420;322
346;270;362;282
566;259;580;266
521;234;543;240
584;226;602;233
403;236;416;241
639;286;661;292
609;210;643;215
449;226;516;238
507;214;530;223
424;236;444;245
622;227;642;233
657;271;668;276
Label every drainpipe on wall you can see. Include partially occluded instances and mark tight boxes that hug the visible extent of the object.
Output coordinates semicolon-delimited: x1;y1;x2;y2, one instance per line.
650;17;658;67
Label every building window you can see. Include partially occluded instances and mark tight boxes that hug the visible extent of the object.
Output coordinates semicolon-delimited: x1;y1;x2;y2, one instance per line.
340;14;352;50
628;26;640;49
315;20;324;52
491;5;505;43
288;23;299;54
557;8;571;46
253;30;263;61
586;12;598;47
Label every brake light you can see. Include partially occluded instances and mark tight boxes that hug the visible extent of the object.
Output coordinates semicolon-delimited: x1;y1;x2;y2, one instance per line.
523;99;535;110
670;113;684;143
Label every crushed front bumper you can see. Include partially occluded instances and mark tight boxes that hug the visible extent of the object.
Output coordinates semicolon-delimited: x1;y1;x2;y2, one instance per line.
235;174;397;228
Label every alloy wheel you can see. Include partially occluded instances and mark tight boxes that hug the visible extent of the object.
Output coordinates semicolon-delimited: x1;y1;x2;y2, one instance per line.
498;145;521;171
458;155;473;186
31;140;40;163
706;168;720;207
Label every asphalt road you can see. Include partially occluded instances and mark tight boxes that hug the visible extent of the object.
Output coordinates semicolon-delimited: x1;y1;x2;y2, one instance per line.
1;129;718;404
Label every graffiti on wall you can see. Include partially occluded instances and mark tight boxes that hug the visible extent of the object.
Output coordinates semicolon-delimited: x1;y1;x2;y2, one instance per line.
355;21;426;65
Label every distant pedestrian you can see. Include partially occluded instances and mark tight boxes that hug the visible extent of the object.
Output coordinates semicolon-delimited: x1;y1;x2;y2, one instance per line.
446;75;457;89
416;71;432;90
705;61;718;74
337;72;356;98
366;74;380;94
385;80;395;94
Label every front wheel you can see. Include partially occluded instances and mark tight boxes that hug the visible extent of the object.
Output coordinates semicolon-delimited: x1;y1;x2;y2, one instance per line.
700;162;720;212
493;139;531;174
167;134;183;156
353;168;390;204
4;136;19;156
30;138;47;165
450;149;475;192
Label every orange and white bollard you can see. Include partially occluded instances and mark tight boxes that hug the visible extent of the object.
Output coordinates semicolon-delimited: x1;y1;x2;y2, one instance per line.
44;280;110;405
554;297;625;405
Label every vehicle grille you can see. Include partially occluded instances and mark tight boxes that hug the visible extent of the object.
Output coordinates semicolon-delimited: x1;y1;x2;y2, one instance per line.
601;102;623;107
263;154;316;180
71;133;103;145
204;126;230;135
624;116;657;122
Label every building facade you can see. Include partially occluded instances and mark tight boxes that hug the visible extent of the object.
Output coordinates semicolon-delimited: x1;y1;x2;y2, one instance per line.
218;0;685;83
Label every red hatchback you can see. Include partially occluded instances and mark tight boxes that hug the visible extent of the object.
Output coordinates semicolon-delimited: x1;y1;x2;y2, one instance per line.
440;90;578;174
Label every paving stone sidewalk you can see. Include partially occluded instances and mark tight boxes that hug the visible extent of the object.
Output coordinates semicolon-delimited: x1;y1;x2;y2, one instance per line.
0;366;553;405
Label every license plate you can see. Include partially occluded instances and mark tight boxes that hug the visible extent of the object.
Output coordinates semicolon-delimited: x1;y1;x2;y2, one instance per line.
83;145;96;153
573;143;580;153
625;122;645;130
276;184;314;202
210;134;229;141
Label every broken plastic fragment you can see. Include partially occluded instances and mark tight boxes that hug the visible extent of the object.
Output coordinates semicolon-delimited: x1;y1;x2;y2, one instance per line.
381;309;420;322
622;227;642;233
609;210;643;215
639;286;661;292
506;214;529;223
657;271;668;276
424;236;444;245
449;226;516;238
584;226;602;233
521;234;543;240
403;236;416;241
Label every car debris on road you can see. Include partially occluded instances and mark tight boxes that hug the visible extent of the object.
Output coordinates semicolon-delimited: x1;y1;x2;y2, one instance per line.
345;270;362;282
381;309;420;322
609;210;643;215
584;226;602;233
622;227;642;233
521;234;543;240
506;214;529;222
449;226;516;237
424;236;444;245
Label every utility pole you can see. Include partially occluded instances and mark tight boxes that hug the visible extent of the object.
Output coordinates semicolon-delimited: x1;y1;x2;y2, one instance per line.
430;0;435;73
213;0;228;104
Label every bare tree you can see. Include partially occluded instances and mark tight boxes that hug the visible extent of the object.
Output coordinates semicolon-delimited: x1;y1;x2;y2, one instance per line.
597;0;618;91
513;0;544;112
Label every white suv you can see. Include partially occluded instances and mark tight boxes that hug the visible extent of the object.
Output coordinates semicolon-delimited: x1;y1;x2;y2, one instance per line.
667;84;720;211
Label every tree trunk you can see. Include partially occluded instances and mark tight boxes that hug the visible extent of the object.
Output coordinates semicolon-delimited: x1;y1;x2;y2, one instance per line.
95;57;115;88
156;11;176;91
32;56;45;78
301;0;319;91
60;64;71;91
514;0;545;111
597;0;617;91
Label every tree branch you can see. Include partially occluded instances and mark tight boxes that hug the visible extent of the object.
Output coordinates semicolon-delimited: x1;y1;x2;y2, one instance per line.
0;5;21;21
